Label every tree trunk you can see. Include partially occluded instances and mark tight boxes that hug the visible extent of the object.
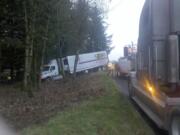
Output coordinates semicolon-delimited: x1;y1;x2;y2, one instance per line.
32;52;38;89
23;1;29;89
60;57;65;78
39;19;49;87
56;58;61;77
56;7;65;79
30;13;37;89
24;45;34;98
0;44;2;73
59;40;65;78
24;47;29;89
73;50;79;78
23;2;33;97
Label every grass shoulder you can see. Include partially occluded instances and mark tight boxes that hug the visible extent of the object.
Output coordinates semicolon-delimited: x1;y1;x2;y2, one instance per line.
22;73;154;135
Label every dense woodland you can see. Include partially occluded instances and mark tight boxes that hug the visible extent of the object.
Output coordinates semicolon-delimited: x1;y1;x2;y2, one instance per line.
0;0;112;93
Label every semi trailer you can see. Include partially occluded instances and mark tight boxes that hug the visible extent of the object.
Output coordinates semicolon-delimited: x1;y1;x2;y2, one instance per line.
129;0;180;135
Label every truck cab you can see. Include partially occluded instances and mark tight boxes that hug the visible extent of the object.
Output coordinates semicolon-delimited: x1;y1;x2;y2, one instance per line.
41;60;59;80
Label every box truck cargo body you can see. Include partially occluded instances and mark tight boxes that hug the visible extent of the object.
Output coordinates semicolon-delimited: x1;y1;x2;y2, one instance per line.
67;51;108;74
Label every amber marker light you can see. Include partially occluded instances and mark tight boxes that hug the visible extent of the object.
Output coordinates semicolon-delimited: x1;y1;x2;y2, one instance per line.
143;78;155;96
148;86;154;94
147;83;155;96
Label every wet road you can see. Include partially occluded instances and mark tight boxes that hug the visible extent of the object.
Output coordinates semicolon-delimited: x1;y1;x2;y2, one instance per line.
114;77;168;135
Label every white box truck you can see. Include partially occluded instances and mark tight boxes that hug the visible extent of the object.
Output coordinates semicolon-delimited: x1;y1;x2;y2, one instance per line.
41;51;108;80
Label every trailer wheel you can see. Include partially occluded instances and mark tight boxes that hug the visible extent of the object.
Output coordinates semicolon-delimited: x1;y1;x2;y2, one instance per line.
46;77;52;81
170;116;180;135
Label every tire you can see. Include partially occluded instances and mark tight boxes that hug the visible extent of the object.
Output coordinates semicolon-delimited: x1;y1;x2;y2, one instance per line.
46;77;52;81
170;116;180;135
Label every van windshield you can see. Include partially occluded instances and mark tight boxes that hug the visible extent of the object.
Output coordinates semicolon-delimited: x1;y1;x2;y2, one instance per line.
42;66;50;72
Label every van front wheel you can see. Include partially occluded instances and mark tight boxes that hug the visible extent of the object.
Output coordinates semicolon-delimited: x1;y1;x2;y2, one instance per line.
170;116;180;135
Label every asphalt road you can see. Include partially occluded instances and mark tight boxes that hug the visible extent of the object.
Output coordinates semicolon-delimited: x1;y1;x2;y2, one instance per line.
114;77;168;135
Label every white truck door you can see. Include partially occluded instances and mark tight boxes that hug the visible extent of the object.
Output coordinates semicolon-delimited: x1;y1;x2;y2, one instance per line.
50;66;57;76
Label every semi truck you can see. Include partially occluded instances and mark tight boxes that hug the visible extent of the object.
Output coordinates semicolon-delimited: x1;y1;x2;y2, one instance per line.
41;51;108;80
117;55;137;77
128;0;180;135
118;57;132;76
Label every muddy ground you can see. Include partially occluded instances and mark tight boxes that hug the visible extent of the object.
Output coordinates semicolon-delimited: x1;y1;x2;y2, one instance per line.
0;73;105;131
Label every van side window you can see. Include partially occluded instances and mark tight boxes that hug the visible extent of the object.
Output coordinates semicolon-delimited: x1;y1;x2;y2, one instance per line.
50;66;55;71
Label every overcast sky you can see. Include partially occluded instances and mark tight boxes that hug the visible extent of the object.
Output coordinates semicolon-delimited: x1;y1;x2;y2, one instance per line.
106;0;145;61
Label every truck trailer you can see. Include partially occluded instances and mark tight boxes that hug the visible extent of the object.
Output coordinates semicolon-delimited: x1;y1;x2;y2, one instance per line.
129;0;180;135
